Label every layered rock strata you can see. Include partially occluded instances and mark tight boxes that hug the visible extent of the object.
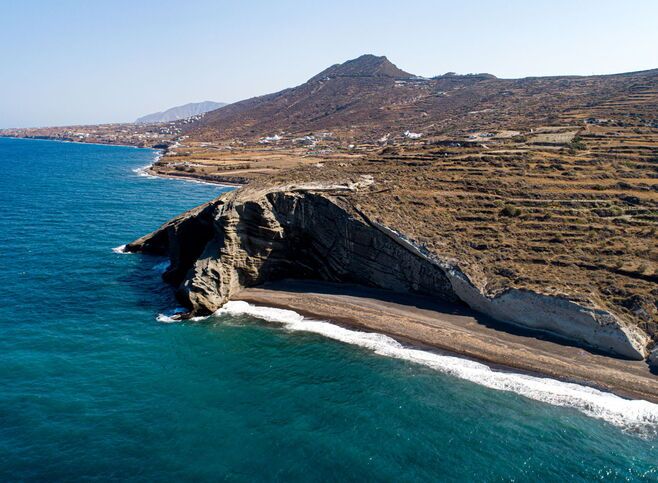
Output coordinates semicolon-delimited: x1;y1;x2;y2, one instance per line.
127;184;652;362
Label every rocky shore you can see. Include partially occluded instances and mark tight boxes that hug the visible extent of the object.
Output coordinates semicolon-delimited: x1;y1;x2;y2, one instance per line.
122;57;657;399
126;181;657;387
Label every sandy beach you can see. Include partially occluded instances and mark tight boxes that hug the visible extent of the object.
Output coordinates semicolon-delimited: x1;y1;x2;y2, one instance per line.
235;279;658;403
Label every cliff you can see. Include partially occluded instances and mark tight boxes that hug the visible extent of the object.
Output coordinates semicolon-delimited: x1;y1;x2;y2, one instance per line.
126;181;654;364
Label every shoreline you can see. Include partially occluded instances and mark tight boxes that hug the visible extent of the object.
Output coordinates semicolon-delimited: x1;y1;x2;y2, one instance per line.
233;279;658;404
0;135;147;150
2;134;239;190
85;133;657;408
144;165;245;187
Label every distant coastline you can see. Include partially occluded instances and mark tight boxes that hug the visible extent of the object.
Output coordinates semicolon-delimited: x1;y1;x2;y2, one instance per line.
142;167;245;187
0;134;144;149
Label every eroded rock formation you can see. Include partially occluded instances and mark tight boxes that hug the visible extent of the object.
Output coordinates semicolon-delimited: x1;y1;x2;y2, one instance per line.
650;349;658;372
127;183;652;362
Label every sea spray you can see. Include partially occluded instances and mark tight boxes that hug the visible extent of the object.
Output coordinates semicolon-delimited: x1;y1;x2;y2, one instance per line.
112;244;128;254
157;307;213;323
156;307;188;323
216;301;658;435
132;151;163;178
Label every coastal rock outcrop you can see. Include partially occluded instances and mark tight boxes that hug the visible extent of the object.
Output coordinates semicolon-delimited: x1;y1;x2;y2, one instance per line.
650;348;658;372
127;184;652;362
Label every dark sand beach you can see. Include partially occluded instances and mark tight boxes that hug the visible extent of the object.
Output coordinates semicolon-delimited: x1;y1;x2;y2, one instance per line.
236;280;658;403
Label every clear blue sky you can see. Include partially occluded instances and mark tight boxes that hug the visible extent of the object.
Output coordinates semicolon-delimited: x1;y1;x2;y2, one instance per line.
1;0;656;128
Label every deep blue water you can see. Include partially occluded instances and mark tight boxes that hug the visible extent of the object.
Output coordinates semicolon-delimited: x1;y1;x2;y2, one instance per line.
0;137;657;481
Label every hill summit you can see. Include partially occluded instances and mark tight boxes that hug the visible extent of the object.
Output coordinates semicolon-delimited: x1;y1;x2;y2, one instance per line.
187;54;657;149
309;54;413;81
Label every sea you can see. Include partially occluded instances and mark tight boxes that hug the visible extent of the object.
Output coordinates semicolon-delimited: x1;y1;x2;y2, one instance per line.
0;137;656;481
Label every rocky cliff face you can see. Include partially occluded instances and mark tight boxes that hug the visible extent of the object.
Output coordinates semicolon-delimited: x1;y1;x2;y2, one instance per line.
650;349;658;372
127;183;653;362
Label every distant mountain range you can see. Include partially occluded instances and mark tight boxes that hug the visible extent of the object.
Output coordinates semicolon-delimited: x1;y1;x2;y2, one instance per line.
135;101;227;124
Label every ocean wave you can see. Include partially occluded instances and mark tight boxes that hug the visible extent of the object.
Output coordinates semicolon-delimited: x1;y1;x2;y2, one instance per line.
132;151;163;178
156;307;188;323
152;260;170;273
131;152;231;187
216;301;658;435
132;165;156;178
157;307;211;323
112;244;128;254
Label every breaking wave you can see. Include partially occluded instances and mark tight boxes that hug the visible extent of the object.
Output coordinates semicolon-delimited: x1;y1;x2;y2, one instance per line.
131;153;231;187
156;307;188;323
215;301;658;435
132;151;162;178
157;307;212;324
112;244;128;254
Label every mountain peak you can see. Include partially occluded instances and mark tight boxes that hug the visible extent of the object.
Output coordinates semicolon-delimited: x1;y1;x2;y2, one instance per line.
135;101;227;124
309;54;413;82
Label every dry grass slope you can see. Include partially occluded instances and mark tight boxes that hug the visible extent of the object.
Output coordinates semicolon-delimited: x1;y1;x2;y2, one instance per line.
145;59;657;343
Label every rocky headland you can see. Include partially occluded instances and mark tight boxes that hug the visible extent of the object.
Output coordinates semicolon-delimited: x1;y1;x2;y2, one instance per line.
122;55;657;397
126;180;653;361
10;54;650;395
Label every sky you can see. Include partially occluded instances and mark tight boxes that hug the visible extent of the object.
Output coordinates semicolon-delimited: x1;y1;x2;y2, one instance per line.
1;0;657;128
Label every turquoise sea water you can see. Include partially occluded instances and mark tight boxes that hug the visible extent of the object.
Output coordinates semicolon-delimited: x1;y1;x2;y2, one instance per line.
0;137;657;481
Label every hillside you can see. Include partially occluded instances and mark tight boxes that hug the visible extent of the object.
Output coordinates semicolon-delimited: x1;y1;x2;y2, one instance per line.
184;54;657;144
3;53;656;375
135;100;227;124
138;55;658;376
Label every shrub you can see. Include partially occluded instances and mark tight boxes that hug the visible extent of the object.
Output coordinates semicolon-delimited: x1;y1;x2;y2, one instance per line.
569;136;586;151
500;205;522;217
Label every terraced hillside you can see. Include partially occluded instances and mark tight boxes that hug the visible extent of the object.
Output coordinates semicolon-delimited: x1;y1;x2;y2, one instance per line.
145;55;657;188
224;114;658;345
6;54;656;359
145;59;657;346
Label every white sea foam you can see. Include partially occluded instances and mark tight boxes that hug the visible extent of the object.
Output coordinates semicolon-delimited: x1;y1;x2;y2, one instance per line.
216;301;658;434
132;164;157;178
112;244;128;254
156;307;188;323
132;151;163;178
132;151;231;187
132;162;159;178
157;307;211;323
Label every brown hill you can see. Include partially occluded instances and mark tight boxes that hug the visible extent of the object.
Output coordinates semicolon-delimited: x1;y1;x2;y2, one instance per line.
128;55;658;389
188;55;657;143
308;54;413;81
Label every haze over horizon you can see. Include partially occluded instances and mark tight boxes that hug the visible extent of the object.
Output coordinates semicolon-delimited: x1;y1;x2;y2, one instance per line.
2;0;657;129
